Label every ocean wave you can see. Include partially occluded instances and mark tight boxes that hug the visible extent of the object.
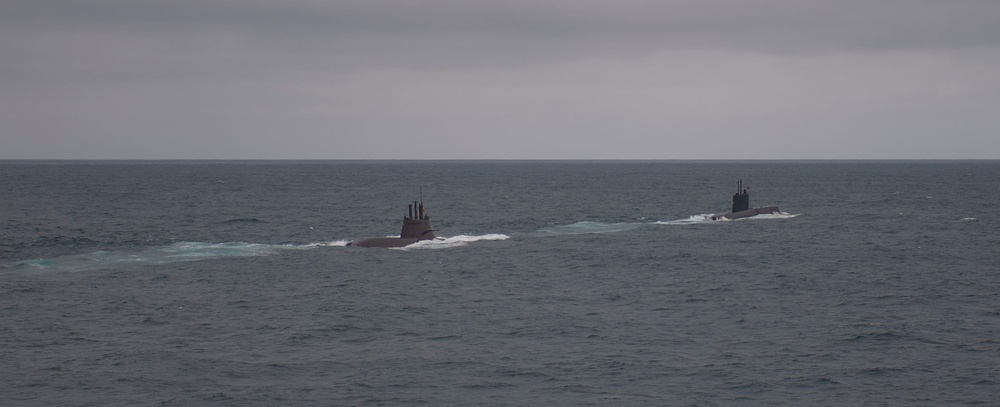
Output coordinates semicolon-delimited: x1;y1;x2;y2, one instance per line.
221;218;266;224
29;235;102;247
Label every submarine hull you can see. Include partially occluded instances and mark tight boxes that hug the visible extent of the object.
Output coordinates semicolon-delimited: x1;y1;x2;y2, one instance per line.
348;217;437;248
711;205;780;221
347;237;424;248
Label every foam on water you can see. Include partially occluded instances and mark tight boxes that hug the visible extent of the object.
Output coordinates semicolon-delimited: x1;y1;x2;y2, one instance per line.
395;234;510;250
654;214;717;225
7;241;344;273
3;236;507;272
745;212;800;220
304;240;351;248
8;210;798;270
656;212;799;224
533;221;647;236
536;212;799;236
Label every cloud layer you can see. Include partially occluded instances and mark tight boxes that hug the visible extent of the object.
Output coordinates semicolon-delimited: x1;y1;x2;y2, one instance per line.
3;0;999;159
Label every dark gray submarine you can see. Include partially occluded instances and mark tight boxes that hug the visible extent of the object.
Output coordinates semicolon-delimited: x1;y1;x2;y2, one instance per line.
348;197;437;248
710;180;780;220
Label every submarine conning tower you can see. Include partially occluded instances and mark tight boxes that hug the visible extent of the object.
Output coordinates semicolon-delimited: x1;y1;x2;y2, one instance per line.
400;199;435;240
732;179;750;213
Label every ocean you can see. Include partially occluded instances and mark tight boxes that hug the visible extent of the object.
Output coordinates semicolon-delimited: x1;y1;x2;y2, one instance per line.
1;160;998;406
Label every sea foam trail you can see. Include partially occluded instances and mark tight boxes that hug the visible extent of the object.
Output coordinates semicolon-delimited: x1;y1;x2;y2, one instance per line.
533;221;646;236
7;241;347;273
535;212;801;236
533;216;710;236
745;212;800;220
4;235;509;272
394;234;510;250
653;215;717;225
656;212;800;224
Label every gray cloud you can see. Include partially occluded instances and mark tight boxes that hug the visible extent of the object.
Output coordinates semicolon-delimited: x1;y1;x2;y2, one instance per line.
2;0;999;159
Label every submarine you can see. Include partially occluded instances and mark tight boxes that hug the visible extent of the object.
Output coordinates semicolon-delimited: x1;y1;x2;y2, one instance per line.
347;196;437;248
709;180;780;220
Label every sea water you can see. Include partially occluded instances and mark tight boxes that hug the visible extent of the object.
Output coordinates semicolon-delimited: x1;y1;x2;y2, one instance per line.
1;160;998;406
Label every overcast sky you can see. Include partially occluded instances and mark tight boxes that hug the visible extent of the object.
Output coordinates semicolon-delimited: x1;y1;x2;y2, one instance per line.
2;0;998;159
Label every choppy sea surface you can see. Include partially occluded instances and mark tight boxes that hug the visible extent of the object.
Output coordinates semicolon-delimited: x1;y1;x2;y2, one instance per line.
1;160;998;406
